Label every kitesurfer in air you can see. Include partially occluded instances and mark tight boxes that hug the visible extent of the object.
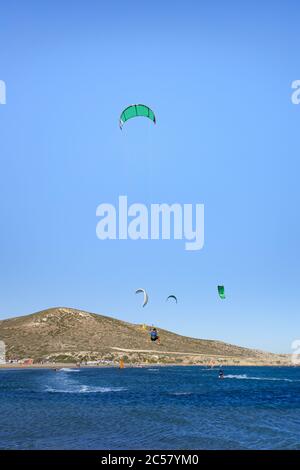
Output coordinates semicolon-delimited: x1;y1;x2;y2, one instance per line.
150;328;160;344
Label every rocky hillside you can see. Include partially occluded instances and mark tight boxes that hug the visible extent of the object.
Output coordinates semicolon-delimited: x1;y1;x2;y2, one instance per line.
0;307;289;365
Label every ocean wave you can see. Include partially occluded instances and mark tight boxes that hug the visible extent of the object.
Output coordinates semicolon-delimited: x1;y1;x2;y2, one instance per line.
45;385;127;394
58;368;80;372
224;374;298;382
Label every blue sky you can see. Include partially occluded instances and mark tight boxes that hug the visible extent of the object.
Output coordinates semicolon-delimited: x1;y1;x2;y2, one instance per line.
0;1;299;353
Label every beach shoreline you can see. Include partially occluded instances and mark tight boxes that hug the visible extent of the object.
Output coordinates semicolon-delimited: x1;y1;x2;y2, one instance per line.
0;362;294;370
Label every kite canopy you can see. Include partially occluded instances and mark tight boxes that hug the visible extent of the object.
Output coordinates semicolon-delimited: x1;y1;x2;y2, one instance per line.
166;295;178;303
135;288;149;308
218;285;226;299
119;104;156;129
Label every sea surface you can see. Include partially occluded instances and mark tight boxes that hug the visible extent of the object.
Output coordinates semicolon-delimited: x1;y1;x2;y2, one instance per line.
0;366;299;450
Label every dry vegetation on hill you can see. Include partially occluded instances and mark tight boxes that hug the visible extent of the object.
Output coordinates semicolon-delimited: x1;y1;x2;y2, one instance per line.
0;307;289;365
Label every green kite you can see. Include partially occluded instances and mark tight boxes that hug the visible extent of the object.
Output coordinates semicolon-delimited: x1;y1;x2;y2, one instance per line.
119;104;156;129
218;285;226;299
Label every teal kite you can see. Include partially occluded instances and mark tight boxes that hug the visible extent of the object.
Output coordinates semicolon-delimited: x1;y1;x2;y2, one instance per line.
119;104;156;129
218;285;226;299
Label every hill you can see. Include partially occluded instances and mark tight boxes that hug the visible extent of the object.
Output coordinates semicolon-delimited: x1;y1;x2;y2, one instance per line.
0;307;289;365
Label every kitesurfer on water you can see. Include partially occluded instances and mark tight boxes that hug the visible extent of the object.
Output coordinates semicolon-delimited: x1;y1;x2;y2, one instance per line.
219;369;224;379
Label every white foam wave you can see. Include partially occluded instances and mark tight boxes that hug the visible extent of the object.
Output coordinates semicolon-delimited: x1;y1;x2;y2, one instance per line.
225;374;297;382
46;385;127;394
